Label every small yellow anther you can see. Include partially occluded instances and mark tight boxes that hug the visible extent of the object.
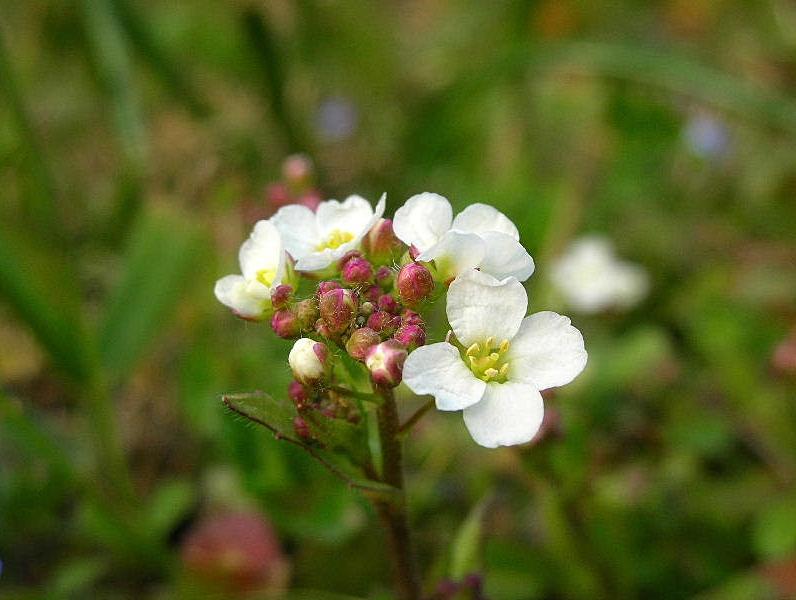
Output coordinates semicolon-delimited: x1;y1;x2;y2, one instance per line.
488;353;500;364
483;368;499;380
485;337;495;350
466;343;480;357
468;355;477;367
499;339;510;354
499;363;509;378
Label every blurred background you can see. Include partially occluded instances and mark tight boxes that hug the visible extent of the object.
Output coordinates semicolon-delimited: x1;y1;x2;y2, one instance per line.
1;1;796;598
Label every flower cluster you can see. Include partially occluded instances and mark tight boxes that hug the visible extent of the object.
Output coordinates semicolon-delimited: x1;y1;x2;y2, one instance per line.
217;191;587;447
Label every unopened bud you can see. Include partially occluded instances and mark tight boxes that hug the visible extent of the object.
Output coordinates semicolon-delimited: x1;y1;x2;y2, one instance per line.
394;323;426;350
297;189;322;212
314;318;333;339
317;280;342;296
288;380;309;408
282;154;314;189
366;340;407;387
271;309;300;339
378;294;400;315
359;301;375;316
346;327;380;361
294;298;318;329
364;218;403;263
293;416;312;439
397;262;434;305
401;309;423;327
341;256;374;284
270;284;293;310
288;338;328;384
319;288;358;334
265;182;291;211
367;310;400;335
375;266;394;290
363;285;382;303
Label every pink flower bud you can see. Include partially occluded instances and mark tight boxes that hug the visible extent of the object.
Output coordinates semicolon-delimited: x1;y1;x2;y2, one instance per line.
298;189;322;211
397;262;434;305
401;309;424;327
772;334;796;377
365;340;407;387
364;218;403;263
288;380;309;408
394;323;426;350
270;284;293;310
409;245;421;260
367;310;400;335
293;416;312;439
375;266;394;289
378;293;400;314
363;285;382;303
319;288;358;334
181;511;289;594
341;256;374;284
315;318;333;339
271;309;300;339
317;280;342;296
265;182;291;211
345;327;380;361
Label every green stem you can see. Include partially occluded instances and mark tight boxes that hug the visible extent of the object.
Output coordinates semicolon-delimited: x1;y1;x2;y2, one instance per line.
375;386;421;600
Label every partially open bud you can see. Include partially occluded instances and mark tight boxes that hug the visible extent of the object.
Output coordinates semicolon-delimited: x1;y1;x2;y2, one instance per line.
341;256;374;284
346;327;380;361
367;310;400;335
364;218;403;264
271;309;300;339
288;338;328;384
270;284;294;311
366;340;407;387
397;262;434;305
319;288;358;334
394;323;426;350
378;294;400;315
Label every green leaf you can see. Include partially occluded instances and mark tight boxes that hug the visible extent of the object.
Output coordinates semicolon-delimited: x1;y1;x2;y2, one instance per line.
98;209;203;382
222;390;299;441
450;497;489;580
48;557;109;599
303;410;371;468
144;479;195;540
753;497;796;560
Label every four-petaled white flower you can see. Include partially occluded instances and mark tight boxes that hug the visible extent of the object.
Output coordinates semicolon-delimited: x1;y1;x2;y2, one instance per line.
403;269;587;448
271;194;386;272
551;235;649;314
215;220;286;320
392;193;534;283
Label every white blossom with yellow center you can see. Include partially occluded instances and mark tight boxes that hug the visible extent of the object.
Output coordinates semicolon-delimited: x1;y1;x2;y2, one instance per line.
392;193;534;283
403;269;587;448
271;194;386;271
214;220;286;320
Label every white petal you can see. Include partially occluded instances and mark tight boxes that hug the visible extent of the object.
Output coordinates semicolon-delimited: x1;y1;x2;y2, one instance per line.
316;194;380;238
214;275;269;320
417;230;485;282
477;231;535;282
271;204;319;260
393;192;452;252
462;381;544;448
239;220;284;282
507;312;587;390
613;263;649;309
451;203;519;240
446;269;527;346
402;343;486;411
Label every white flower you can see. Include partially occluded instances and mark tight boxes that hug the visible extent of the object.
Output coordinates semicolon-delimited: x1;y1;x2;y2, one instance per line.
215;220;286;320
288;338;328;383
550;236;649;314
271;194;386;271
392;193;534;283
403;269;586;448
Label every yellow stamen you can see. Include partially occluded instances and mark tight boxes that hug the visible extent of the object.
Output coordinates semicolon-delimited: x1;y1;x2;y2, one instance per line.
466;343;480;356
316;229;354;251
499;339;510;353
256;267;277;287
483;368;499;380
499;363;509;378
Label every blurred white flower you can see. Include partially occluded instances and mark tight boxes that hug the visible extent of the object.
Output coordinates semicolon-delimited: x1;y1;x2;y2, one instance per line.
393;193;534;283
215;220;286;320
271;194;385;271
550;236;649;314
403;269;586;448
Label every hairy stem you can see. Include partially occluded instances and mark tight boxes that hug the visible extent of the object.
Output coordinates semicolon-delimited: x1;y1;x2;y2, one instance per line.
375;386;421;600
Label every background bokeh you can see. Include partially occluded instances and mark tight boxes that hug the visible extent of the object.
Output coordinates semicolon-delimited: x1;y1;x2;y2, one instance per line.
2;1;796;598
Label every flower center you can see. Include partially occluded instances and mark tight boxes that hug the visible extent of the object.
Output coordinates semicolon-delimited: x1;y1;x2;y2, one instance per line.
256;267;277;287
316;229;354;251
465;337;510;383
